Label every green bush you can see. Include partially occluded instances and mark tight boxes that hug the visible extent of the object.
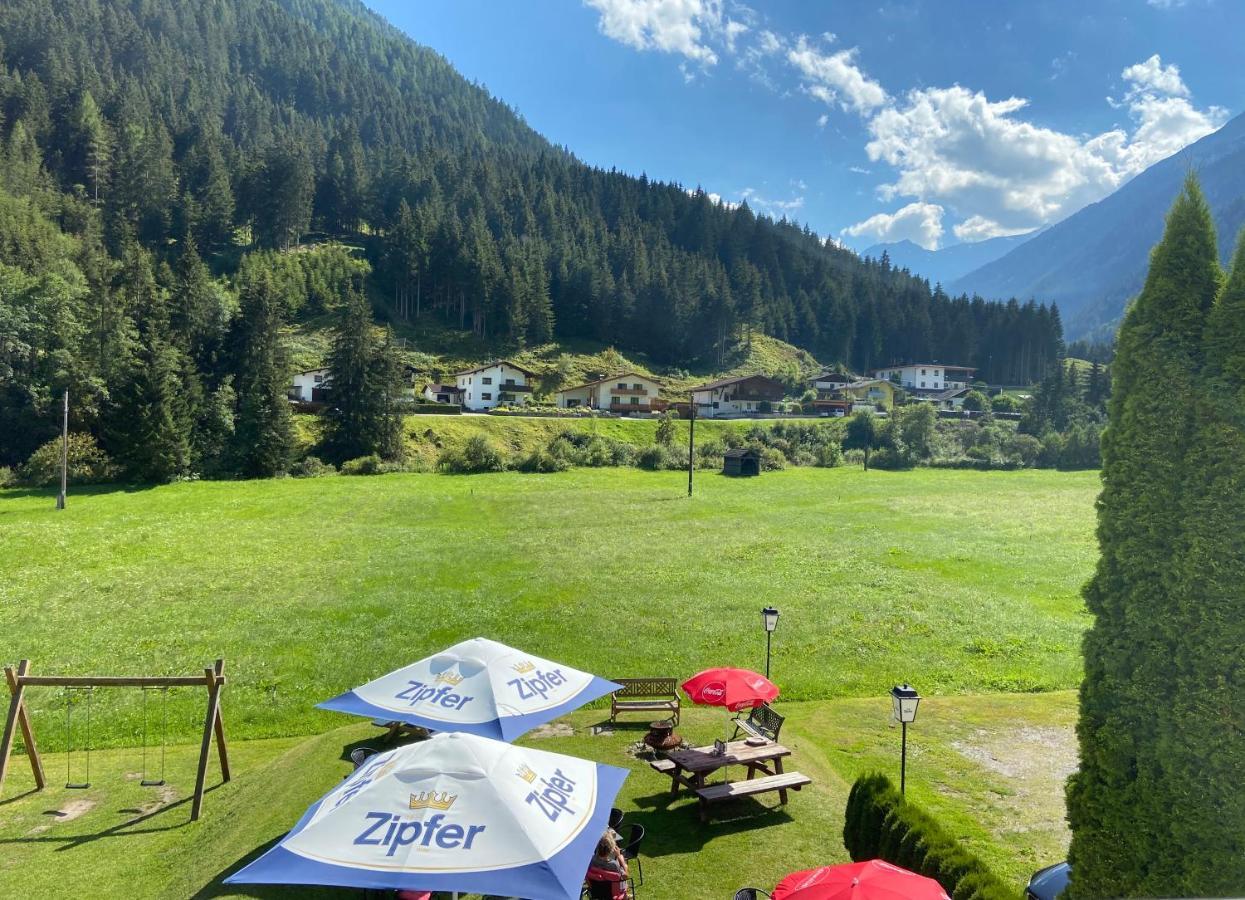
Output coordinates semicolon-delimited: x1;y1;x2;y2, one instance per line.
411;403;461;415
340;454;384;475
843;773;1013;900
759;447;786;471
636;444;671;470
0;466;15;488
21;433;117;486
437;434;508;473
293;455;337;477
517;448;570;473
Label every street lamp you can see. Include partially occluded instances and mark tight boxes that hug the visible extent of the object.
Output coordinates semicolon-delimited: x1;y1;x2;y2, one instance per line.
890;683;920;794
761;606;780;678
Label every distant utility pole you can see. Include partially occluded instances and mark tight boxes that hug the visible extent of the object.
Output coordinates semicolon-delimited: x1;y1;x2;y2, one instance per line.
56;390;68;510
687;392;696;497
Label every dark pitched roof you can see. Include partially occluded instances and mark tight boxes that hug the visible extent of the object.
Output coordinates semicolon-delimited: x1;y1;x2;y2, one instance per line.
452;359;538;378
690;373;784;392
424;383;462;393
557;371;663;393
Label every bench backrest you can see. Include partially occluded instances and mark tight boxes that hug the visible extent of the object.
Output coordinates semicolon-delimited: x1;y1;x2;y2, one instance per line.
613;677;678;698
745;703;784;741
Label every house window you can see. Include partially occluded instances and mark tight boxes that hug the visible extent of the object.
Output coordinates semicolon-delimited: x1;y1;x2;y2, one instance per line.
483;377;492;385
921;381;926;388
630;396;639;405
633;383;642;390
481;393;492;401
921;369;927;375
617;383;627;390
314;374;324;383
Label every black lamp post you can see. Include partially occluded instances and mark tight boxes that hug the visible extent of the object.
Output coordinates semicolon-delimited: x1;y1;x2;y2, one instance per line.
761;606;780;678
890;683;920;794
687;391;696;497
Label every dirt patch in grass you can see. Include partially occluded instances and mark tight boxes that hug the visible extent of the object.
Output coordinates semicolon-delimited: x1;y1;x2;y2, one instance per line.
951;725;1077;781
44;798;95;822
527;722;575;739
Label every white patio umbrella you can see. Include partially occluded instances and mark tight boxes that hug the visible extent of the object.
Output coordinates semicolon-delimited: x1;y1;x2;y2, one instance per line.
225;731;628;900
318;637;621;742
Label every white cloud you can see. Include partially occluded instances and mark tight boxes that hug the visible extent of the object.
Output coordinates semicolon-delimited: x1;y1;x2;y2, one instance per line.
740;187;805;217
1122;53;1188;97
756;29;784;55
583;0;748;67
952;215;1034;243
787;35;888;114
816;113;829;128
842;202;945;250
1147;0;1187;8
861;56;1226;241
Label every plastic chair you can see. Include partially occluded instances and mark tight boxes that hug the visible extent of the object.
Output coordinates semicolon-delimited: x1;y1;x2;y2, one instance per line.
609;806;625;831
622;822;646;885
733;890;771;900
350;747;378;769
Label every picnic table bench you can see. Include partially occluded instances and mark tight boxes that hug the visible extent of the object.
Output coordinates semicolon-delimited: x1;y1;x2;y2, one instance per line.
650;739;811;821
611;678;680;725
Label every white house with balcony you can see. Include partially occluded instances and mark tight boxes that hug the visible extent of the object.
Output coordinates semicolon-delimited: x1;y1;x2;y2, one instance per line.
289;368;331;403
454;360;536;411
868;363;976;393
556;372;663;413
691;373;786;418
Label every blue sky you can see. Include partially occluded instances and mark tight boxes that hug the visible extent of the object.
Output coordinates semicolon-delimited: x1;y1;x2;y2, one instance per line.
363;0;1241;251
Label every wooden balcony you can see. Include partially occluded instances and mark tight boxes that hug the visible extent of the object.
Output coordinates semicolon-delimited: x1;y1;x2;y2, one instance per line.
610;386;649;396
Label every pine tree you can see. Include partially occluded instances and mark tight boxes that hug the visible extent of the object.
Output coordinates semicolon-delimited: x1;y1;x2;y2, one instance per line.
1066;176;1222;898
321;288;404;463
231;271;294;477
105;245;191;482
70;91;110;202
1154;230;1245;894
252;140;314;250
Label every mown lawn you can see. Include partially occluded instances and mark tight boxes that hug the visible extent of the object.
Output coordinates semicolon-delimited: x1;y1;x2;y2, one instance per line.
0;696;1076;899
0;467;1097;750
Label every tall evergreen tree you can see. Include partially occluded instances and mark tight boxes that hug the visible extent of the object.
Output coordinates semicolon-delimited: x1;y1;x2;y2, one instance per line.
1066;176;1222;898
321;288;404;463
1154;231;1245;894
231;271;294;477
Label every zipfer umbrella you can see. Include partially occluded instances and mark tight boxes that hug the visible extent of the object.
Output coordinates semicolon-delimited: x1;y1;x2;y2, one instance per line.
225;731;629;900
318;637;621;742
682;667;779;712
772;860;951;900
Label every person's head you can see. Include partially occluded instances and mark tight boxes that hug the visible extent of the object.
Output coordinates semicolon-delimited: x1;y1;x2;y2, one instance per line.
596;834;616;857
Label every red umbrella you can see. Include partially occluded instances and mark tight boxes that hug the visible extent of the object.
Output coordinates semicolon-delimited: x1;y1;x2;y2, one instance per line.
681;668;778;712
772;860;950;900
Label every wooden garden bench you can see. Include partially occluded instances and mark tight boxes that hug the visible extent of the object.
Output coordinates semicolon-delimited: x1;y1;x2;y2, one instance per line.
694;771;811;820
611;678;680;725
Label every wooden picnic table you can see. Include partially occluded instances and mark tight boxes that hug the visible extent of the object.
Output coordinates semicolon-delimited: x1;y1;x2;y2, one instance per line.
651;739;809;820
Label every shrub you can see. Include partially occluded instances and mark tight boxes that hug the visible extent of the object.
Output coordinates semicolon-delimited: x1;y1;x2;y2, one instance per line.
758;400;773;413
293;455;337;477
21;433;117;486
843;773;1013;900
655;412;676;446
791;449;818;467
517;448;570;473
759;447;786;471
0;466;14;488
438;434;508;473
341;454;384;475
816;441;843;467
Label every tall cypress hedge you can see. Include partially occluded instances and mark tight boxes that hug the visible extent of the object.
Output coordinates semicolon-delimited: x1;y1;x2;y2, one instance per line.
1066;177;1225;897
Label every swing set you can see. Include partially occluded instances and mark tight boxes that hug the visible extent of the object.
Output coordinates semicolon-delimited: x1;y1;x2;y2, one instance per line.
1;659;230;821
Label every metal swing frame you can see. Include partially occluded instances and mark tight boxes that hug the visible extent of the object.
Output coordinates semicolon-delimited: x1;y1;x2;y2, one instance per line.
0;659;230;821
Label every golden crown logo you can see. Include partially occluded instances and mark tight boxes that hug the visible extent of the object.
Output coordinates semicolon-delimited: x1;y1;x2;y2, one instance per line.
434;671;464;686
516;764;537;784
409;791;457;811
512;661;536;674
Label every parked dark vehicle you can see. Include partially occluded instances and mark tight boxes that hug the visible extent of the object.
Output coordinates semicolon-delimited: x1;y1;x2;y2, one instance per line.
1026;861;1069;899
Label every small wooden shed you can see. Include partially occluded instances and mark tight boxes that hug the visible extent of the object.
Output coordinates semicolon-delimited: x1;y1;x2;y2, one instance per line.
723;447;761;477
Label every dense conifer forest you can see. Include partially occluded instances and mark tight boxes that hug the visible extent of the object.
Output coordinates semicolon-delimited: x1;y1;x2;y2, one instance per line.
0;0;1064;477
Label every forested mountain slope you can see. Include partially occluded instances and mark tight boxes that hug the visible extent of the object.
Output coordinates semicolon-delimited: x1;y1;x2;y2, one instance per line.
0;0;1062;474
953;112;1245;340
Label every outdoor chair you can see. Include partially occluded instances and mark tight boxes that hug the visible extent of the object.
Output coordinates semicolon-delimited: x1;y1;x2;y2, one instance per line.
583;866;636;900
609;806;625;831
732;890;771;900
622;822;646;885
731;703;784;743
350;747;379;769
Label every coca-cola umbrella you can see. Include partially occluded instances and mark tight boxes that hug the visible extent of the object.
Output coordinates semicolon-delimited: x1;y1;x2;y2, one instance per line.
681;668;778;712
771;860;950;900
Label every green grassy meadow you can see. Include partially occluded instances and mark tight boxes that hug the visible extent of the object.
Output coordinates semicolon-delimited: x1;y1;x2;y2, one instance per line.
0;467;1098;897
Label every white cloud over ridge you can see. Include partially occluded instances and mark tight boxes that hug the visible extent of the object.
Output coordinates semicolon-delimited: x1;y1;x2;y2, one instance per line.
787;35;888;114
583;0;747;66
841;202;944;250
578;4;1227;250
